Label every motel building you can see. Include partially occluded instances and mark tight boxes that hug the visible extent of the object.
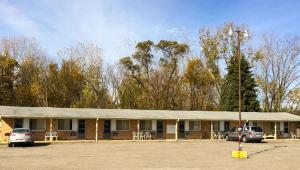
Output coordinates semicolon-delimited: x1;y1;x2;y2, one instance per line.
0;106;300;143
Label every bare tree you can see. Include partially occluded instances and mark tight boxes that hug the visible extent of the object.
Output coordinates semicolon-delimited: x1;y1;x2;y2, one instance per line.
256;34;300;111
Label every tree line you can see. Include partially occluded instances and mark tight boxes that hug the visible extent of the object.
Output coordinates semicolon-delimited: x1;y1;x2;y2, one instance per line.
0;23;299;114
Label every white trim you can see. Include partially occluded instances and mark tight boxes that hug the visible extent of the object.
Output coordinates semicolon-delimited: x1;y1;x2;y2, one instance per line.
184;120;189;131
72;119;78;131
24;118;29;128
152;120;157;131
111;119;116;131
220;121;224;131
280;122;284;131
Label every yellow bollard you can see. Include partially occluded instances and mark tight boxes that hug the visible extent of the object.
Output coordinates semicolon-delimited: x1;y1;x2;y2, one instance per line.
232;150;248;159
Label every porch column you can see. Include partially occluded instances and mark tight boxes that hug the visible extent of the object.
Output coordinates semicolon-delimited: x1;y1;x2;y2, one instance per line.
95;117;99;142
175;119;179;141
274;121;277;140
210;121;214;139
50;118;53;142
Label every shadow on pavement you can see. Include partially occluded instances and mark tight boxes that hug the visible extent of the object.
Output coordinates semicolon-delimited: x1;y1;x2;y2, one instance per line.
10;143;51;147
248;145;287;158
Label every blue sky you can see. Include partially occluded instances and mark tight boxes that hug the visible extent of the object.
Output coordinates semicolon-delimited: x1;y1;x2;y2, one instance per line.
1;0;300;64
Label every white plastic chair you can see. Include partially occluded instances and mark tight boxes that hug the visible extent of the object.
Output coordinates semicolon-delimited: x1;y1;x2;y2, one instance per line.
145;132;151;140
132;131;139;140
139;132;145;140
52;131;58;141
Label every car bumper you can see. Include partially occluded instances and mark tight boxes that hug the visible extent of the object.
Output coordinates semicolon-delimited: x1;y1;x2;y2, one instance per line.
249;136;263;141
9;137;33;143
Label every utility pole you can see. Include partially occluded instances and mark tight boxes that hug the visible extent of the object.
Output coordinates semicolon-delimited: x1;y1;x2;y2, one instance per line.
229;27;248;158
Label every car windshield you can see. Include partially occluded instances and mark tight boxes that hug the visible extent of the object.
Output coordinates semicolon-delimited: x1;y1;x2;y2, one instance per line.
13;129;30;133
251;127;263;132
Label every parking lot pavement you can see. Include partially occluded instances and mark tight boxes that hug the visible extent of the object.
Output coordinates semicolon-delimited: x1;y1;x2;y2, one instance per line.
0;140;299;170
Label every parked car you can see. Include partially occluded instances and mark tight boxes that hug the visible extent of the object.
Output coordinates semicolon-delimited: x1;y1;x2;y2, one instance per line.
8;128;34;147
224;126;264;143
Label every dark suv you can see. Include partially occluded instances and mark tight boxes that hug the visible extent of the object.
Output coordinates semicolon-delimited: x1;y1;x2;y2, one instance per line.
225;126;264;143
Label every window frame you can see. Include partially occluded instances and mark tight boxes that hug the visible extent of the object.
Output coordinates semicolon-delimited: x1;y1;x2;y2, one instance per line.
57;119;73;131
189;121;201;131
140;120;152;131
29;119;46;131
213;121;220;131
116;120;130;131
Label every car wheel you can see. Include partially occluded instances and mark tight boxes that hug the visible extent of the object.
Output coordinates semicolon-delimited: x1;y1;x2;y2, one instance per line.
30;141;35;146
256;140;262;143
242;136;248;143
8;143;12;147
225;135;229;141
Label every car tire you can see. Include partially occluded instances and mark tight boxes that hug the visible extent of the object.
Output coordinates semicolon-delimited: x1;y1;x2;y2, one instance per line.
257;140;262;143
225;135;229;141
30;141;35;146
8;143;12;147
242;136;248;143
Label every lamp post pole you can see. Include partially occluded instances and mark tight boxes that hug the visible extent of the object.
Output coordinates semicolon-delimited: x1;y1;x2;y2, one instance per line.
229;27;248;158
236;30;242;151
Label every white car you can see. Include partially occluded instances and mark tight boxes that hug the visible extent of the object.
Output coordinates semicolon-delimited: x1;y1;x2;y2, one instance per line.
8;128;34;147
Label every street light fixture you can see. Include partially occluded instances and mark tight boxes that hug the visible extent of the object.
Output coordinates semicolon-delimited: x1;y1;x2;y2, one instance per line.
228;26;248;158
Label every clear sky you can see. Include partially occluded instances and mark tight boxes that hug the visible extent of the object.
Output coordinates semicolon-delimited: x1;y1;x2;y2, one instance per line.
1;0;300;64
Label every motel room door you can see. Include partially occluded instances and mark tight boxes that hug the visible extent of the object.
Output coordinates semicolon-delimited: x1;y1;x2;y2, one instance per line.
78;120;86;139
156;120;164;139
178;120;185;139
104;120;111;139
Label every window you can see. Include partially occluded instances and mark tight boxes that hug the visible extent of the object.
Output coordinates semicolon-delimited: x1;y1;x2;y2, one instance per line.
270;122;280;131
140;120;152;131
189;121;201;131
284;122;289;133
14;119;23;128
224;121;230;132
58;119;72;130
116;120;129;131
251;127;263;132
30;119;45;131
253;122;262;127
213;121;220;131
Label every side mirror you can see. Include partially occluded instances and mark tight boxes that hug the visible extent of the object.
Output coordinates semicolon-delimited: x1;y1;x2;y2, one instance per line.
237;127;243;132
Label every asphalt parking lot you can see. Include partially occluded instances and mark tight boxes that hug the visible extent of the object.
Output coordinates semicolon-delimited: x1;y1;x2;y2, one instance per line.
0;140;299;170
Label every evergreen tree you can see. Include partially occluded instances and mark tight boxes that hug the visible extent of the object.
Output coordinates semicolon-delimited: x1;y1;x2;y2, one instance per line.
220;54;260;112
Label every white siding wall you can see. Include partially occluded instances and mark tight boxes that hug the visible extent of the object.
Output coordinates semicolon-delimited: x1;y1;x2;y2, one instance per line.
72;119;78;131
152;120;157;131
111;119;116;131
280;122;284;131
185;120;189;131
23;118;29;128
220;121;224;131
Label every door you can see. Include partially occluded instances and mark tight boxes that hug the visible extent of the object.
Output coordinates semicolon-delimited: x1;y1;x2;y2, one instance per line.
224;121;230;132
78;120;85;139
284;122;289;133
156;120;164;139
178;120;185;139
104;120;111;139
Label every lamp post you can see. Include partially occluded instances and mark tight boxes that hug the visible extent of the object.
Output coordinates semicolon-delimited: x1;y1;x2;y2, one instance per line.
228;27;248;153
